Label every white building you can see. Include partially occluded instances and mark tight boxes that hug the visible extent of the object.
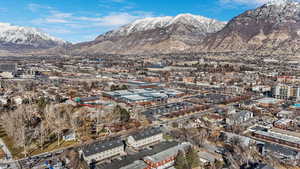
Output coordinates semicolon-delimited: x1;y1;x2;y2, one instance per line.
127;127;163;149
82;138;124;164
226;110;253;125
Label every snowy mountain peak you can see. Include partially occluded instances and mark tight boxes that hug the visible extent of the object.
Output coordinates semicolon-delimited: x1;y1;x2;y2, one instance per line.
266;0;299;6
0;23;67;49
105;13;226;37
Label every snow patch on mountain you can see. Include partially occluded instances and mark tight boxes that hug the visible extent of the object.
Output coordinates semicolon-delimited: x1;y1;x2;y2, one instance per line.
267;0;296;6
106;13;226;37
0;23;66;46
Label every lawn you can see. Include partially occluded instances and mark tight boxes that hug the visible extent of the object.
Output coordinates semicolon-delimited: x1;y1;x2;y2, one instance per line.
0;133;24;159
163;134;174;141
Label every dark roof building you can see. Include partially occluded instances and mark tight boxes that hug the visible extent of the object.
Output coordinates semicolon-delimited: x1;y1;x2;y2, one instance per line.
131;127;162;141
82;138;125;164
127;127;163;149
96;141;180;169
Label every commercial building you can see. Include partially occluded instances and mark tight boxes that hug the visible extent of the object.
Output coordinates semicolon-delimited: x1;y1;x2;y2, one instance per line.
0;63;17;73
258;142;300;161
103;88;184;105
273;84;300;100
252;130;300;149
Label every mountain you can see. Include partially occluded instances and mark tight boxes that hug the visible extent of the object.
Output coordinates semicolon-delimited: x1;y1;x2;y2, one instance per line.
200;0;300;54
69;14;226;55
0;23;67;53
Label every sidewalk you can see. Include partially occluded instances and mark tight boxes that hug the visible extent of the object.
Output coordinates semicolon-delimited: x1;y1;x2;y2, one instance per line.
0;138;18;169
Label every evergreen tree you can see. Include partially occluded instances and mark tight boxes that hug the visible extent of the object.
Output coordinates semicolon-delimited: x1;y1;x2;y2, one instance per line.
120;108;130;122
186;147;200;169
174;150;188;169
113;105;130;122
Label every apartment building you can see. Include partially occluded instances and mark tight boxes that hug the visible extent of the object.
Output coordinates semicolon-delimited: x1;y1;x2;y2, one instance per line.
82;138;125;164
273;84;300;100
127;127;163;149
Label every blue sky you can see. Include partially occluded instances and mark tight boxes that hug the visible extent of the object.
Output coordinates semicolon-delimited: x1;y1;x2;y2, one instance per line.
0;0;278;42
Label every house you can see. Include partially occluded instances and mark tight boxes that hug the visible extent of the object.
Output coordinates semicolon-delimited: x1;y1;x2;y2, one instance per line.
198;151;220;166
127;127;163;149
81;138;125;164
273;119;293;130
62;129;76;141
0;72;14;79
276;110;294;119
0;97;7;105
13;96;23;105
226;110;253;125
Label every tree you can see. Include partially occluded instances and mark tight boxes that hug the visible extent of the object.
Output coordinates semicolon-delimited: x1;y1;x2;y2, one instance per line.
172;122;179;128
121;85;128;90
174;150;188;169
120;107;130;123
37;97;48;112
113;105;130;123
186;147;200;169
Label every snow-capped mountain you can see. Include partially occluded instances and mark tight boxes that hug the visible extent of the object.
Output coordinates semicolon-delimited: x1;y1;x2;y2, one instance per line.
0;23;67;52
70;13;226;55
200;0;300;54
104;14;226;37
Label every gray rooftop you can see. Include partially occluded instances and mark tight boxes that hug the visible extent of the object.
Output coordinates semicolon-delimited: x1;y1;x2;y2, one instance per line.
264;143;299;157
143;142;191;163
254;130;300;146
82;138;123;157
131;127;162;141
96;141;179;169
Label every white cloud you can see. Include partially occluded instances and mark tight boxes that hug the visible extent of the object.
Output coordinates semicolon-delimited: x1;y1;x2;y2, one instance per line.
50;11;73;18
94;12;153;26
32;11;73;24
45;18;69;23
27;3;52;12
41;27;73;34
26;2;154;42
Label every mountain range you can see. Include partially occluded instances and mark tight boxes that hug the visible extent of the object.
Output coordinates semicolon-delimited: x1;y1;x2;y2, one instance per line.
200;0;300;54
1;0;300;56
0;23;67;54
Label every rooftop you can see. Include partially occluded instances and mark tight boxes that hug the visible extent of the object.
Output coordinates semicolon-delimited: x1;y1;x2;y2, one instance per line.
256;98;282;104
130;127;162;141
254;130;300;145
82;138;123;157
144;142;191;163
96;141;179;169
